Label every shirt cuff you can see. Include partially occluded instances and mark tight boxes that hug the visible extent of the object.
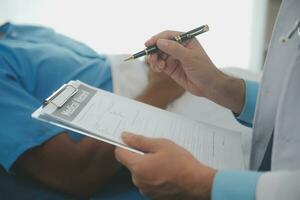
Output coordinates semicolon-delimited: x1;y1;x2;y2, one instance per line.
234;80;259;127
212;171;262;200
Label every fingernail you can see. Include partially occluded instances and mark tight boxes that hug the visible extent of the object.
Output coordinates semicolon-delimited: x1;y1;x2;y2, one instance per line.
145;37;154;46
157;39;168;48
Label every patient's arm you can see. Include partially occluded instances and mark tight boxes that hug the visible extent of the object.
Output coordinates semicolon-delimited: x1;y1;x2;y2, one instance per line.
12;69;184;197
136;69;184;108
13;134;119;197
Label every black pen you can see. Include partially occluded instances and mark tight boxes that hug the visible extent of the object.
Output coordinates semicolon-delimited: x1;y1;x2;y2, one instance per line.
124;24;209;61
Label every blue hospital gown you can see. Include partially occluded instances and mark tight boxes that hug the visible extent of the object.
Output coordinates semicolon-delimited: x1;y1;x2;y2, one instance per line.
0;22;145;200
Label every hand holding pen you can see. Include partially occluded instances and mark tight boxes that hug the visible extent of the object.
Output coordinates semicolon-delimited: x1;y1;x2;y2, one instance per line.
128;25;224;100
124;25;209;61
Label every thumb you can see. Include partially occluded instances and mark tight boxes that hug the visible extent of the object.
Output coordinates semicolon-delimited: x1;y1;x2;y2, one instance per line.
122;132;159;153
157;39;189;61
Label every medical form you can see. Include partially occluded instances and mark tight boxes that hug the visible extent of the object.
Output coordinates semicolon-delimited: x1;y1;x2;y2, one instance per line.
32;80;245;170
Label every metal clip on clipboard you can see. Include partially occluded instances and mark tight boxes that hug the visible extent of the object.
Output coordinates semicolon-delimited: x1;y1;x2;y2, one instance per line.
43;84;78;108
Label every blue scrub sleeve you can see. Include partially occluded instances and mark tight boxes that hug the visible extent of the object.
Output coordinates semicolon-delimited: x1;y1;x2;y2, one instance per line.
212;171;262;200
0;69;64;172
234;80;259;127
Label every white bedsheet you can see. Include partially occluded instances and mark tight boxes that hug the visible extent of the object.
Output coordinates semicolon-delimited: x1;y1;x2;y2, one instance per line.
107;54;261;168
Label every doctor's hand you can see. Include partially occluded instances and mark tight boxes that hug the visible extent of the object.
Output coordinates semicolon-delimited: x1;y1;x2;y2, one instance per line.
145;30;245;114
115;132;216;200
145;30;224;97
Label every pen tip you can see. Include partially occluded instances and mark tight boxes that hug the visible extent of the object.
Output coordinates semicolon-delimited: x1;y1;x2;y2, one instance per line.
124;56;134;62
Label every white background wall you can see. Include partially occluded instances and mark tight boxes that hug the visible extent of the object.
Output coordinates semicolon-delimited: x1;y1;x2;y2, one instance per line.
0;0;268;70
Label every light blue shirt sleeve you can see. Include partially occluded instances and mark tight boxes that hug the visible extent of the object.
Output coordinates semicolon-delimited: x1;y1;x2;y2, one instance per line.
212;171;262;200
234;80;259;127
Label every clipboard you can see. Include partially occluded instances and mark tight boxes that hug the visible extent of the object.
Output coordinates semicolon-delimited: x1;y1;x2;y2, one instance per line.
32;80;245;170
33;80;145;155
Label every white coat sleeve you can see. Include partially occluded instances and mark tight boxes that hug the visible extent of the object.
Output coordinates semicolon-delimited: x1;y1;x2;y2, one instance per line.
256;169;300;200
